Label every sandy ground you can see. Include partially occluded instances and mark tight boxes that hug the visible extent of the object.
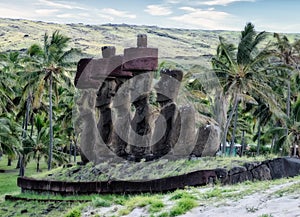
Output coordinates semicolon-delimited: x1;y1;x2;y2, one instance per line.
184;181;300;217
82;180;300;217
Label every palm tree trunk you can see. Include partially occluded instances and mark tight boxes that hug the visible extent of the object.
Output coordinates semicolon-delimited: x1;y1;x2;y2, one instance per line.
37;156;40;172
48;72;53;171
73;141;77;163
18;155;25;177
256;119;262;155
18;95;31;171
222;95;239;155
229;103;239;156
69;141;72;163
241;130;245;157
7;157;12;166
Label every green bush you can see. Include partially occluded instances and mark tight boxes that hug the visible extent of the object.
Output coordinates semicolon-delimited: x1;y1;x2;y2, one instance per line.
169;198;197;216
64;208;81;217
92;197;112;207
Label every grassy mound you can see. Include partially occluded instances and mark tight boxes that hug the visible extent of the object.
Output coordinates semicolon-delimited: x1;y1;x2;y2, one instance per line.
31;155;277;182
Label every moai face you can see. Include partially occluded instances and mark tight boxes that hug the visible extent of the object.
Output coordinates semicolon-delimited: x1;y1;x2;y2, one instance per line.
156;69;183;103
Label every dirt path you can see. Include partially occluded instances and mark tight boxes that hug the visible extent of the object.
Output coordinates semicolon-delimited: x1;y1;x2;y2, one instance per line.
184;180;300;217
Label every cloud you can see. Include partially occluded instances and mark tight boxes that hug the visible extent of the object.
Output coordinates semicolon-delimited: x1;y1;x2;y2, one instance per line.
0;2;38;19
36;0;87;10
165;0;255;6
100;8;136;19
145;5;172;16
170;7;238;30
200;0;255;6
35;9;59;16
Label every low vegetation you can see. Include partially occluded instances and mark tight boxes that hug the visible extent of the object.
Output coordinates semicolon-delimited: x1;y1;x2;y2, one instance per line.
32;155;278;181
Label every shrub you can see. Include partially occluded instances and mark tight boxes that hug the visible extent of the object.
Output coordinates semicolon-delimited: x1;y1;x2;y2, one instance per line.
169;198;197;216
92;197;112;207
64;208;81;217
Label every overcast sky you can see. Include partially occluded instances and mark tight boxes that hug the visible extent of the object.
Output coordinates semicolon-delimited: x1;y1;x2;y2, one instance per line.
0;0;299;33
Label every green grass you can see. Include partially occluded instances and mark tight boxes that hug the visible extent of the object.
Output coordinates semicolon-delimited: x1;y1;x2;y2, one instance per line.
118;194;164;216
2;154;300;217
32;155;279;182
169;198;198;216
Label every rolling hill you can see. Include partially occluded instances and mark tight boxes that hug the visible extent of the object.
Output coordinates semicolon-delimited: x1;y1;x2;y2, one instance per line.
1;18;299;68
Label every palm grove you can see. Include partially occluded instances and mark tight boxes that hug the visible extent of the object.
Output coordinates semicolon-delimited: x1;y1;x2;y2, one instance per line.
0;23;299;176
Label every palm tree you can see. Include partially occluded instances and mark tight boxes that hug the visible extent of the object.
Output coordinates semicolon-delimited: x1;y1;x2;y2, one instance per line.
212;23;284;155
0;115;22;164
0;51;23;113
24;31;79;170
267;97;300;156
22;113;68;172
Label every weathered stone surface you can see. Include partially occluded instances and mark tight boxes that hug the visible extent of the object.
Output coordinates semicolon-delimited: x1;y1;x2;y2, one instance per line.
75;56;132;90
96;79;116;108
229;171;253;184
156;69;183;102
75;58;101;89
267;157;300;179
266;158;286;179
244;162;261;170
123;48;158;71
251;164;271;181
96;79;117;147
129;96;151;160
192;124;220;157
101;46;116;58
151;69;183;158
215;168;228;183
282;157;300;177
137;34;147;48
128;71;153;160
228;166;247;175
171;106;196;157
152;102;177;158
111;78;131;158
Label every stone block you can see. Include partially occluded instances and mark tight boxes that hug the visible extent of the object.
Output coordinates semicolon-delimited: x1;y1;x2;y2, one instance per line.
75;56;132;89
102;46;116;58
229;171;253;184
75;58;101;89
251;164;271;181
137;34;147;47
123;47;158;71
228;166;247;175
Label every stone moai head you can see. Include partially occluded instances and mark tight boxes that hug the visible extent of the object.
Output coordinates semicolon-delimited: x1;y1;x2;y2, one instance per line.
102;46;116;58
137;34;147;48
156;69;183;103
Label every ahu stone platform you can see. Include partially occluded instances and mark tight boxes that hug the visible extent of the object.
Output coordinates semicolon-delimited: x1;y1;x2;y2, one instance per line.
17;157;300;195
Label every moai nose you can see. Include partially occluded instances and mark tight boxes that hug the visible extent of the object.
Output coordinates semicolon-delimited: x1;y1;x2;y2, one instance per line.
137;34;147;48
102;46;116;58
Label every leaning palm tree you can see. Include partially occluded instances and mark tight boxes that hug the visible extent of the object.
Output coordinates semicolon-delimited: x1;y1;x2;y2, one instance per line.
0;51;23;113
0;115;22;163
212;23;285;155
24;31;79;170
267;96;300;156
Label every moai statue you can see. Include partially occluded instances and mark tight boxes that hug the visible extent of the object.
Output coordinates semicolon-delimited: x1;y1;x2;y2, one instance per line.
171;105;196;158
123;34;158;161
75;45;132;163
192;123;221;157
96;46;117;147
151;69;183;158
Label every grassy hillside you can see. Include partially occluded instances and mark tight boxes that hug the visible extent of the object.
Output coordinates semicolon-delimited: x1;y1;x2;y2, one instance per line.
1;18;300;68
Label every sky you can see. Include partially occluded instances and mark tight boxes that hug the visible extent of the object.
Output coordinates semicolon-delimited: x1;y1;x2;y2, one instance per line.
0;0;299;33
